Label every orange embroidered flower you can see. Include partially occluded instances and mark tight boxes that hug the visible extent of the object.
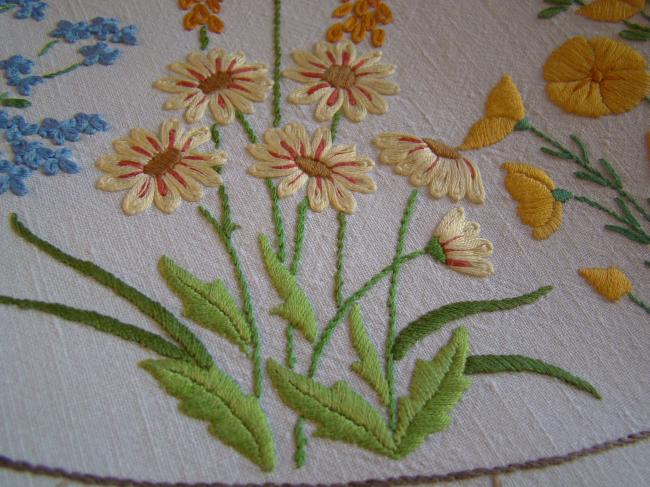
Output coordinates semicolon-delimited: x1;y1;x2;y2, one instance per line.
283;41;399;122
326;0;393;47
180;0;224;33
578;267;633;302
96;119;225;216
543;36;650;117
501;162;572;240
577;0;645;22
373;133;485;203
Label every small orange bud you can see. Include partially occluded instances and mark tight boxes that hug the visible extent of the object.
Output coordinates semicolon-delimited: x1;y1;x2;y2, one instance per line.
370;27;385;47
351;20;366;43
376;2;393;24
326;23;345;42
206;0;221;13
178;0;198;10
207;14;224;33
183;11;199;30
332;3;353;17
354;0;369;16
342;15;358;32
362;12;376;30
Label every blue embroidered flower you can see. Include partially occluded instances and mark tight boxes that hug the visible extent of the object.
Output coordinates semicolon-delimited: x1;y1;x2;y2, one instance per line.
0;55;35;84
0;159;31;196
3;115;38;142
88;17;120;41
12;0;48;21
49;20;92;43
41;147;78;175
11;138;50;169
111;25;139;45
14;75;44;96
38;117;80;145
72;113;109;134
79;42;121;66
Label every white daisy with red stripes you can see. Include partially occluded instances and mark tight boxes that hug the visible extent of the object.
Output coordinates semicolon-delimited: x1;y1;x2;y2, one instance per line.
247;122;376;214
154;48;272;124
283;41;399;122
96;119;225;215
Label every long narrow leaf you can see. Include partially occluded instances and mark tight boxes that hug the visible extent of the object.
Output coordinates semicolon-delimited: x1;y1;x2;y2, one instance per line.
0;296;189;361
465;354;601;399
392;286;553;360
9;214;212;368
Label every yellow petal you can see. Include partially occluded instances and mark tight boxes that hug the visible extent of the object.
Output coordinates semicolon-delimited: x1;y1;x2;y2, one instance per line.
577;0;645;22
484;75;525;120
578;267;633;301
459;117;517;150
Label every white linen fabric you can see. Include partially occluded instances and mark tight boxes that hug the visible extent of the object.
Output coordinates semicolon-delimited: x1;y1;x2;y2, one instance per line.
0;1;648;486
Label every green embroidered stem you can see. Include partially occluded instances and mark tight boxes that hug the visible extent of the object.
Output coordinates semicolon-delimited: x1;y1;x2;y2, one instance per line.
330;109;343;141
42;62;83;79
629;293;650;313
0;92;30;108
0;3;16;13
308;249;427;378
0;296;190;361
293;418;307;467
236;111;288;263
9;214;213;369
386;189;418;431
290;198;309;276
573;195;632;227
271;0;283;128
199;25;209;50
37;40;59;57
199;206;264;398
334;212;347;308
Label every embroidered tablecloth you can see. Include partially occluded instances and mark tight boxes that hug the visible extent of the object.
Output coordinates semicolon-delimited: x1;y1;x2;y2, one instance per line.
1;1;649;486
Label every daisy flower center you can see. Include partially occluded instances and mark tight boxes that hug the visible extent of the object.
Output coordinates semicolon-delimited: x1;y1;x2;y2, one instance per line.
295;155;332;178
322;65;356;89
143;148;182;176
198;71;233;94
423;138;461;159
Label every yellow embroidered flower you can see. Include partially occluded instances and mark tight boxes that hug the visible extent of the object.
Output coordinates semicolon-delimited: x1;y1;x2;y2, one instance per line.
577;0;645;22
578;267;633;302
327;0;394;47
96;119;225;216
283;41;399;122
425;207;494;277
544;36;650;117
501;162;571;240
459;75;526;150
179;0;224;33
247;122;376;214
373;132;485;203
154;48;272;124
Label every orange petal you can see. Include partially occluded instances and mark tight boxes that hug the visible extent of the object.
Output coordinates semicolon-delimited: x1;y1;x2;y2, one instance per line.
579;267;633;301
327;23;345;42
375;2;393;23
332;3;353;17
343;15;358;32
354;0;369;16
207;14;224;33
206;0;221;13
370;27;385;47
183;11;199;30
351;20;367;43
577;0;645;22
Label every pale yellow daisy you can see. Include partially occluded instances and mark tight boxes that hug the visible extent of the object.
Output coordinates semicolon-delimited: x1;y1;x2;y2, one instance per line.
247;122;376;214
96;119;225;215
283;41;399;122
154;48;272;124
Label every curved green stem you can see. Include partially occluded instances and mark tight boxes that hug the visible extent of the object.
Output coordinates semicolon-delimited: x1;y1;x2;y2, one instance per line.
629;293;650;313
271;0;283;128
308;249;427;378
573;195;631;227
37;40;59;57
334;212;347;308
43;62;82;79
385;189;418;430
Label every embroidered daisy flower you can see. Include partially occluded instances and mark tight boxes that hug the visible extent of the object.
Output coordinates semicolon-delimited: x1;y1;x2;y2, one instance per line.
425;207;494;277
154;48;272;124
247;122;376;214
283;41;399;122
373;132;485;203
96;119;225;215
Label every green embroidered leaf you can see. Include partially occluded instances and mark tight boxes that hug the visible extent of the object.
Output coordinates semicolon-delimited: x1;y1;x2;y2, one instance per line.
392;286;553;360
349;304;389;406
394;327;471;458
604;224;650;244
259;234;317;343
159;256;251;352
0;295;190;361
141;359;275;472
267;359;396;456
465;354;601;399
538;6;569;18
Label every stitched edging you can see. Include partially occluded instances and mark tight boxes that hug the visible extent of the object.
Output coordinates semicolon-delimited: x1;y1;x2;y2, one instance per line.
0;430;648;486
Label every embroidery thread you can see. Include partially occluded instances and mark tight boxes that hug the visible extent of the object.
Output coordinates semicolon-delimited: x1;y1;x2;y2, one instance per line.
326;0;394;47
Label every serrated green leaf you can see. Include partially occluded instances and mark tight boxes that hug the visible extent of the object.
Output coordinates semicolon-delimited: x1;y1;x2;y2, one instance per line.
465;354;601;399
141;359;275;472
259;234;317;343
159;256;251;352
538;6;569;18
349;304;389;405
599;159;622;189
394;328;471;457
267;359;396;456
614;198;641;230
